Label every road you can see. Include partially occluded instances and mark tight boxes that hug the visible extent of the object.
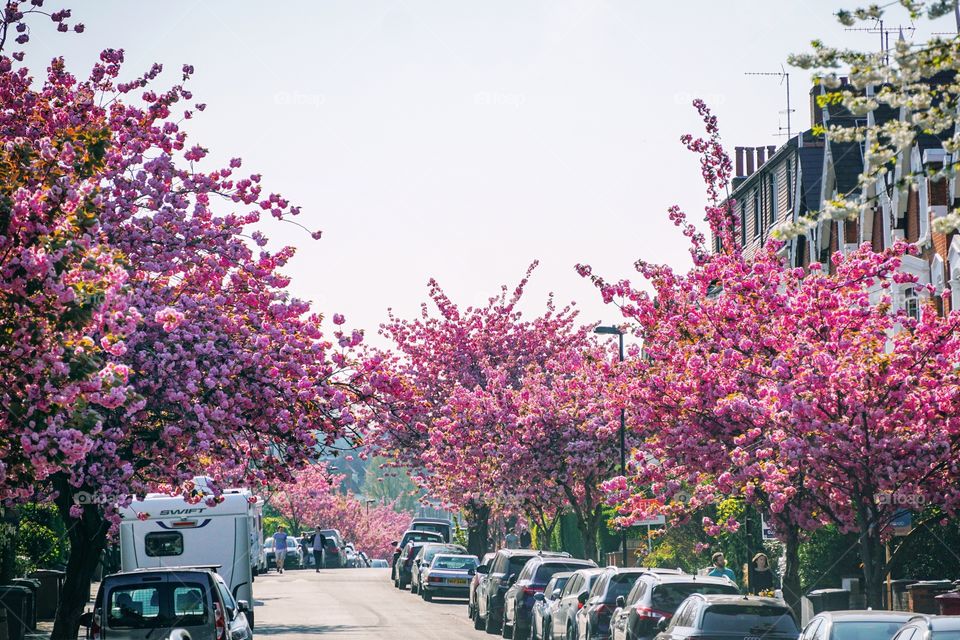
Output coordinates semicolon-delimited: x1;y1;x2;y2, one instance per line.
254;567;484;639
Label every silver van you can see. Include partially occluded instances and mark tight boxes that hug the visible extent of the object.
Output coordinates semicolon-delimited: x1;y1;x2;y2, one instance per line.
80;566;253;640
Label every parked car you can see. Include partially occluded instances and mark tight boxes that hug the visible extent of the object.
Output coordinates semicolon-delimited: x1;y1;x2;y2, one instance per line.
653;594;798;640
411;543;468;594
317;529;344;568
503;556;597;640
800;611;916;640
470;552;497;622
263;536;304;570
475;549;572;634
371;558;390;568
611;572;738;640
889;615;960;640
344;542;358;568
80;566;254;640
551;567;607;640
419;553;479;602
395;538;442;589
576;567;649;640
410;517;454;542
532;573;573;640
390;530;445;584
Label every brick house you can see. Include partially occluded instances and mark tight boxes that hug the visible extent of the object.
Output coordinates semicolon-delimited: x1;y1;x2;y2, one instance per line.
720;78;958;317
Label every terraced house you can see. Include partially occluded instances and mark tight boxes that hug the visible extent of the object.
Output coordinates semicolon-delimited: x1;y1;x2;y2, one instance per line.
720;78;959;317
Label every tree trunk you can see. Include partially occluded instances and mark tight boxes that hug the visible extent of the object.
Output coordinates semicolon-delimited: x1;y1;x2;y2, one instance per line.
857;521;885;610
781;526;802;620
466;501;490;558
51;479;110;640
574;505;603;563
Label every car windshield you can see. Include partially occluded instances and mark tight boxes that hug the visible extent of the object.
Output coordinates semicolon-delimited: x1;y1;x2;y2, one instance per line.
651;583;739;611
264;539;274;550
535;563;594;584
405;531;442;543
932;632;960;640
508;556;537;576
433;555;477;570
549;576;571;595
108;583;207;629
832;621;909;640
605;573;643;601
413;523;449;536
701;605;798;634
286;539;297;549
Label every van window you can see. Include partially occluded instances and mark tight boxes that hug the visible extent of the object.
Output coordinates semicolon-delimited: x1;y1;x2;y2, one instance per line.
109;586;161;627
172;586;208;621
145;532;183;557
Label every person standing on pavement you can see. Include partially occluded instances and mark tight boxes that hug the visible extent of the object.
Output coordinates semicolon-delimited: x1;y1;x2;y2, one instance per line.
707;551;737;583
273;525;289;574
748;552;775;594
312;528;327;572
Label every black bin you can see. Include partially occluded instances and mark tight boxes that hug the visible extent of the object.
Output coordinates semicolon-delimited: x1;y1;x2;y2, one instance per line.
8;580;37;631
807;588;851;614
28;569;65;620
0;585;32;640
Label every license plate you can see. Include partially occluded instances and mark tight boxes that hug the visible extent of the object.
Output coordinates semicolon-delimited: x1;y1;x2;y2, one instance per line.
448;578;467;584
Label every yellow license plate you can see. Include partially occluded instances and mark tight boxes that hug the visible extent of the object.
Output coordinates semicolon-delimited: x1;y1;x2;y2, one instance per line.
449;578;467;584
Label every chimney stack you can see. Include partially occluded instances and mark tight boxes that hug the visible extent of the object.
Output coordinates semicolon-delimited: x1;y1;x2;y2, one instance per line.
745;148;755;176
756;146;767;167
767;145;776;158
735;147;745;177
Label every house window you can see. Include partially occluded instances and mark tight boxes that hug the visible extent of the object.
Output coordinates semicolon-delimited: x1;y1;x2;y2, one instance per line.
740;204;747;248
753;189;761;238
770;172;779;223
904;287;920;320
786;159;793;210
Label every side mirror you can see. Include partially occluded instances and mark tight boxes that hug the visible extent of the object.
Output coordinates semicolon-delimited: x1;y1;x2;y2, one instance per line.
415;559;421;566
468;568;476;576
551;589;562;600
236;600;250;613
657;617;670;632
390;541;398;548
534;593;545;602
78;612;94;628
616;596;626;608
508;573;517;585
578;591;588;605
475;565;489;574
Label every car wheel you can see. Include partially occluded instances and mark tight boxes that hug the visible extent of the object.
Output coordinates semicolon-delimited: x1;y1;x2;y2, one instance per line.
502;620;513;638
475;609;486;631
422;589;432;602
515;618;528;640
566;623;576;640
485;606;500;634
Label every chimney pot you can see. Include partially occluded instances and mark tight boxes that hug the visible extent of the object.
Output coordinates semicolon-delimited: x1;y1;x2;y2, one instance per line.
756;146;766;166
745;149;755;176
767;145;776;158
735;147;745;177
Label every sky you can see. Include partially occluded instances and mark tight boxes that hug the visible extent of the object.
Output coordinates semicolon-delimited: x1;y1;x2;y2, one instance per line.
27;1;957;346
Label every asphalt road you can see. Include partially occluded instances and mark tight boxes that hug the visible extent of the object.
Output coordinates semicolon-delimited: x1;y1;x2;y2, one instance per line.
254;567;484;639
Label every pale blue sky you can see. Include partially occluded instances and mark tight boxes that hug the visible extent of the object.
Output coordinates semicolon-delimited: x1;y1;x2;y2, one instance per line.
28;2;955;343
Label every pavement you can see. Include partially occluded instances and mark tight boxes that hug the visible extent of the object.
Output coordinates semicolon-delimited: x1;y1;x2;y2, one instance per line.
255;567;484;639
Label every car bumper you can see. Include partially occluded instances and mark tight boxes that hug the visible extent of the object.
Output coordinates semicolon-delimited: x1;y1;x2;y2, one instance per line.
423;585;469;597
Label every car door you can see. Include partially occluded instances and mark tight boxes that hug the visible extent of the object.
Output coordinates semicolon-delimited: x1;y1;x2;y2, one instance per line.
214;576;251;640
481;554;506;620
553;573;582;639
662;599;697;640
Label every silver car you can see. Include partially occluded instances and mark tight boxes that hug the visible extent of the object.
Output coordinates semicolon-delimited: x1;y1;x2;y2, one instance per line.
81;567;254;640
419;554;478;602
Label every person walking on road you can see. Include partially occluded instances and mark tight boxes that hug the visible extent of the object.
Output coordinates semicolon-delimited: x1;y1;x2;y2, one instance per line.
312;528;327;572
273;526;289;574
707;551;737;583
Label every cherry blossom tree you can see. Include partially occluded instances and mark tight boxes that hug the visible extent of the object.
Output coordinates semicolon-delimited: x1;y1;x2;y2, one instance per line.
582;101;960;611
374;264;585;556
1;6;402;637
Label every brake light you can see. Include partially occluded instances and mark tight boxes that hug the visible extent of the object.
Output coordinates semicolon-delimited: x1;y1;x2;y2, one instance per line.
522;586;544;597
214;602;227;640
429;576;442;583
594;604;611;615
634;606;672;621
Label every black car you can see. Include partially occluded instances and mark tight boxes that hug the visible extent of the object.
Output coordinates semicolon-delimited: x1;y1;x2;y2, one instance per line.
890;615;960;640
799;610;915;640
611;572;737;640
576;567;649;640
653;594;798;640
503;556;597;640
395;537;445;589
475;549;571;635
390;529;445;584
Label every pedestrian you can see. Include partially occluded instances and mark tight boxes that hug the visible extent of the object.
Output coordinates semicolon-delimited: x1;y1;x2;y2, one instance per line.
312;527;327;572
707;551;737;583
748;552;775;594
273;525;289;574
519;528;531;549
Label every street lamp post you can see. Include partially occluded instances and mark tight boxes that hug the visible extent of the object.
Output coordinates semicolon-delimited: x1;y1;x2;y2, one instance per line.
595;325;628;567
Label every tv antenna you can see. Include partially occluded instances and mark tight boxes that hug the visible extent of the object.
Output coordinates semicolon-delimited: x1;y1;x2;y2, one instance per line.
745;66;794;139
844;19;915;64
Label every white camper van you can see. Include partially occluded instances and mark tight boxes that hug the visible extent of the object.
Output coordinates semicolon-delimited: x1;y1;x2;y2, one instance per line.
119;484;264;627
